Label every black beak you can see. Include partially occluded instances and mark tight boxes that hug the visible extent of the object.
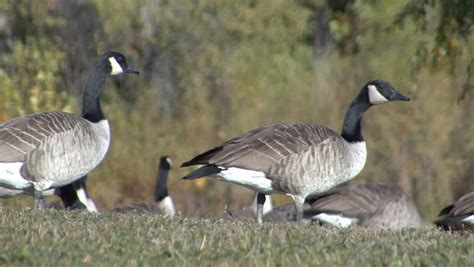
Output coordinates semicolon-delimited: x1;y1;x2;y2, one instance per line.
392;90;411;101
124;66;140;74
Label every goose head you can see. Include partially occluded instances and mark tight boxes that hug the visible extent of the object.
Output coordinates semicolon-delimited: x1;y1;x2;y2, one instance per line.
104;51;140;76
160;156;173;170
365;80;410;105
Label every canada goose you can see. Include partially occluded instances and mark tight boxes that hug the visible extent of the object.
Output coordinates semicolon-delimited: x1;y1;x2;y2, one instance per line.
181;80;410;222
112;156;176;216
435;191;474;232
304;183;428;229
222;193;273;221
0;51;139;208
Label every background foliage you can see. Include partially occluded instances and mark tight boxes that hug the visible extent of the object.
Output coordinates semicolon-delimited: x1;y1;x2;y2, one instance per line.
0;0;472;219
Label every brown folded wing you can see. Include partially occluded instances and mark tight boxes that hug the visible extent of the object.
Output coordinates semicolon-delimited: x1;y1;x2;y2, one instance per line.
182;122;338;173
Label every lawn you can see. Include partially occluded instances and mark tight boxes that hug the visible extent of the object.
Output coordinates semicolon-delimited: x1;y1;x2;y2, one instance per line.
0;207;472;266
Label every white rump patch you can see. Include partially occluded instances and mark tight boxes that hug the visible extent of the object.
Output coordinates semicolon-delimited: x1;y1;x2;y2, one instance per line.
76;187;98;213
215;167;273;194
368;85;389;104
108;57;123;75
158;196;176;217
0;162;31;190
462;215;474;224
312;213;359;228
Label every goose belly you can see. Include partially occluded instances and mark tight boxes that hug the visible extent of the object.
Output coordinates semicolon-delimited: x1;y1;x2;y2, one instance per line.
25;121;110;188
270;141;367;197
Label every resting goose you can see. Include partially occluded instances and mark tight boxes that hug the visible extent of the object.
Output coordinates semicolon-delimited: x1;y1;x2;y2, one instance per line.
181;80;410;222
0;51;139;208
305;183;428;229
435;191;474;232
112;156;176;216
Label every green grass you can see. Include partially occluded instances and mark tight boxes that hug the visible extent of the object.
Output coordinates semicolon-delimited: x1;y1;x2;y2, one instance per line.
0;207;473;266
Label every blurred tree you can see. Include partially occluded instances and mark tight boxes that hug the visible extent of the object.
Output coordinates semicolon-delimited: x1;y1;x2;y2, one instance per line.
0;1;71;118
57;0;104;99
301;0;359;56
392;0;473;100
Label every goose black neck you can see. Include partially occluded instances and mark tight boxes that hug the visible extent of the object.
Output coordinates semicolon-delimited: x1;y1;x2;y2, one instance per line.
81;63;109;123
340;91;371;143
56;179;87;210
155;165;170;202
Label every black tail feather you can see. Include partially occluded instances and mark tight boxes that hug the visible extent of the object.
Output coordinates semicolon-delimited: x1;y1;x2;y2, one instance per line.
182;165;221;180
181;147;223;167
434;215;473;232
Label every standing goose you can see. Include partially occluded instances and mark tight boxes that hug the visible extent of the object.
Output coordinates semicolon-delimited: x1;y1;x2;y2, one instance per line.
435;191;474;232
112;156;176;216
0;51;139;208
181;80;410;222
304;183;428;229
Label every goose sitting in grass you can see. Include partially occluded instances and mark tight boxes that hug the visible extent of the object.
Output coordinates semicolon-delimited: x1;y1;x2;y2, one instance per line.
181;80;410;222
263;183;428;229
435;191;474;232
0;51;139;208
303;183;428;229
112;156;176;216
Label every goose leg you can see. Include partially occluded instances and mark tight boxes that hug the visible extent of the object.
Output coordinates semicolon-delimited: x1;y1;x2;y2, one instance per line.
293;196;305;222
256;193;266;224
34;190;44;209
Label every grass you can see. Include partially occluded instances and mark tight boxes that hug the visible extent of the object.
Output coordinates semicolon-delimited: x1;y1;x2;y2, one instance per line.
0;207;473;266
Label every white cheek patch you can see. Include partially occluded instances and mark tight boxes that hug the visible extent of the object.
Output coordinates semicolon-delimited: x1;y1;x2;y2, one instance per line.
166;158;173;168
108;57;124;75
368;85;389;104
